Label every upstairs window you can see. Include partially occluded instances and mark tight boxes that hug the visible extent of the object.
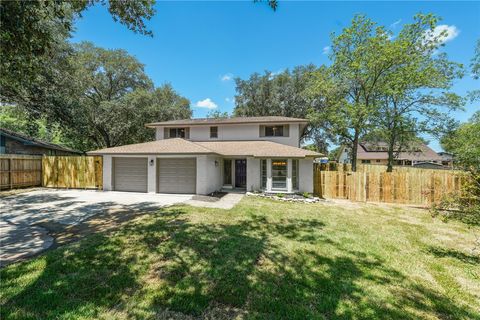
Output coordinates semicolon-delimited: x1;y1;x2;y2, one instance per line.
210;126;218;138
265;125;284;137
168;128;187;138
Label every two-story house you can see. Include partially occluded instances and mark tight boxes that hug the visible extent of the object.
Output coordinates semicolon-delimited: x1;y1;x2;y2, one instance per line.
88;116;320;194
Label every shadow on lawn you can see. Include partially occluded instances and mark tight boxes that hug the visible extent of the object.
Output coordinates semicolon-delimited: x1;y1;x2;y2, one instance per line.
2;207;478;319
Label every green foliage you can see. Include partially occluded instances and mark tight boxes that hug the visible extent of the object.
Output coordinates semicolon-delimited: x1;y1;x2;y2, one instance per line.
308;14;464;172
308;15;396;171
1;41;191;151
0;1;155;105
302;192;311;198
434;112;480;225
327;146;342;161
206;110;230;119
234;65;319;139
62;42;191;150
0;105;66;145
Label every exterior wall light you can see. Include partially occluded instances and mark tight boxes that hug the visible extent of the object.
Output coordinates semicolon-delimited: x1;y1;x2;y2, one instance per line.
149;159;154;166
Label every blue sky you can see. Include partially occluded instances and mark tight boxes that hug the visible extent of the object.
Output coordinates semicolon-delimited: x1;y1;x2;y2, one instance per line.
71;1;480;151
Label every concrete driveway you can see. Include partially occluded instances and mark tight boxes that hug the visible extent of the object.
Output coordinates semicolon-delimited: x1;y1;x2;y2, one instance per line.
0;189;192;267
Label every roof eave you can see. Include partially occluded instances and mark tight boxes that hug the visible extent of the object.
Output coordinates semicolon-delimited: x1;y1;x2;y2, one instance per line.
145;120;309;128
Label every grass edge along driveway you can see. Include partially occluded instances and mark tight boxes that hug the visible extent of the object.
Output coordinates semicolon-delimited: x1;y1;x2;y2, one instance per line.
1;198;479;319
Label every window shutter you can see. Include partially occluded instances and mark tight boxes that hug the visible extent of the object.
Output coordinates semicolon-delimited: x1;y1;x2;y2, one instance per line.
164;128;169;139
283;124;289;137
259;125;265;137
185;128;190;139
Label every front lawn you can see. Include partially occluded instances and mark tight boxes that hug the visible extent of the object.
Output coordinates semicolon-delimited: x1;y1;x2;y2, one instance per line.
1;198;479;319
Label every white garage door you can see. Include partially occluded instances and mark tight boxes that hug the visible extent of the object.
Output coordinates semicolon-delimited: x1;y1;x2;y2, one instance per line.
114;157;148;193
158;158;196;194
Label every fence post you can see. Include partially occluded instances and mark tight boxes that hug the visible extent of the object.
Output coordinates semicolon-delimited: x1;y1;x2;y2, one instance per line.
9;158;12;189
365;172;368;202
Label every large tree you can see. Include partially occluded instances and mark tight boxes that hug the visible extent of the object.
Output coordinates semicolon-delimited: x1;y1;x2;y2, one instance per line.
0;1;156;104
61;42;190;150
308;15;397;171
1;42;191;151
371;14;464;171
233;65;319;140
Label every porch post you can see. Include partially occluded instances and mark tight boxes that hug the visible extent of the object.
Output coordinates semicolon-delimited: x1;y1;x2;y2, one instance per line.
266;158;272;192
287;159;293;193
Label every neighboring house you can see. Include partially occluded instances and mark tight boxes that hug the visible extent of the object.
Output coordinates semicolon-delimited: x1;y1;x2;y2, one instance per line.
437;151;455;168
88;116;321;195
0;128;81;156
337;141;447;168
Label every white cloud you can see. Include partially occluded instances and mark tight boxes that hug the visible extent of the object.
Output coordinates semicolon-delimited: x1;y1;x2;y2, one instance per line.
390;19;402;29
424;25;459;44
221;73;233;81
322;46;330;55
225;97;234;103
195;98;218;109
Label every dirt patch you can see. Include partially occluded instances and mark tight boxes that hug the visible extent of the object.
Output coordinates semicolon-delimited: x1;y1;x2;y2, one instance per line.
0;187;44;198
31;205;157;254
191;192;228;203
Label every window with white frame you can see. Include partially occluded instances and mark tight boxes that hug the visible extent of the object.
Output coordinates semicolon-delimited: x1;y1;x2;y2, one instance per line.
271;159;287;189
292;159;299;190
260;159;267;189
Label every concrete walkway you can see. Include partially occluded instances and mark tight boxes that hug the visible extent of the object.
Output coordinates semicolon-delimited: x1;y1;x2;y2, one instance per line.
185;193;244;209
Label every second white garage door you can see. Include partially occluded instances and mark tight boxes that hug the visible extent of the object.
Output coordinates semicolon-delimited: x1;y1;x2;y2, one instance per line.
157;158;196;194
114;157;148;192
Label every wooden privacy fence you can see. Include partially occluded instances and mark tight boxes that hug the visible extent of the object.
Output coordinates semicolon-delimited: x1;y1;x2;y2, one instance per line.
314;165;463;206
42;156;103;189
0;155;42;190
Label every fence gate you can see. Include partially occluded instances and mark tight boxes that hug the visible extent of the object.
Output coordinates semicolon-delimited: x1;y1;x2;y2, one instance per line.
42;156;103;189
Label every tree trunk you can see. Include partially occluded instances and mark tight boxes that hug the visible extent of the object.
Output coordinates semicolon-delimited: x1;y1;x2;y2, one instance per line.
386;136;395;172
351;132;360;172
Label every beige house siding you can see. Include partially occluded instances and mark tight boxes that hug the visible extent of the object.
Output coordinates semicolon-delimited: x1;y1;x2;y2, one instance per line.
155;123;301;147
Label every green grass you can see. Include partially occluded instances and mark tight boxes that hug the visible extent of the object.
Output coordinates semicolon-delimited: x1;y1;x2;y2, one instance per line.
1;198;479;319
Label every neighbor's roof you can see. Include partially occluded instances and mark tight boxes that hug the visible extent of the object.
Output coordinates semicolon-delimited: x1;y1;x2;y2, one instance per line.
0;128;81;154
357;142;443;161
88;138;321;158
145;116;308;127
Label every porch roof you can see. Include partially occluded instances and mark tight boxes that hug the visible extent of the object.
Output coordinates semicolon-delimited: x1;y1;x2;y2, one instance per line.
196;141;321;158
88;138;321;158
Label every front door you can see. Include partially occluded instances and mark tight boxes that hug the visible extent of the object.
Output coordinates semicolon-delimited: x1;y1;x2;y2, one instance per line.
235;159;247;188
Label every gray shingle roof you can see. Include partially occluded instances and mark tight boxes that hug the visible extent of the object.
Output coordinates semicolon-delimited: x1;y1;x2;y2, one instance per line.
145;116;308;127
88;138;321;158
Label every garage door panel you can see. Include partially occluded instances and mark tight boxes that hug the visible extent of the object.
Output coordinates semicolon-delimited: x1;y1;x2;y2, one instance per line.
114;157;148;193
158;158;196;193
